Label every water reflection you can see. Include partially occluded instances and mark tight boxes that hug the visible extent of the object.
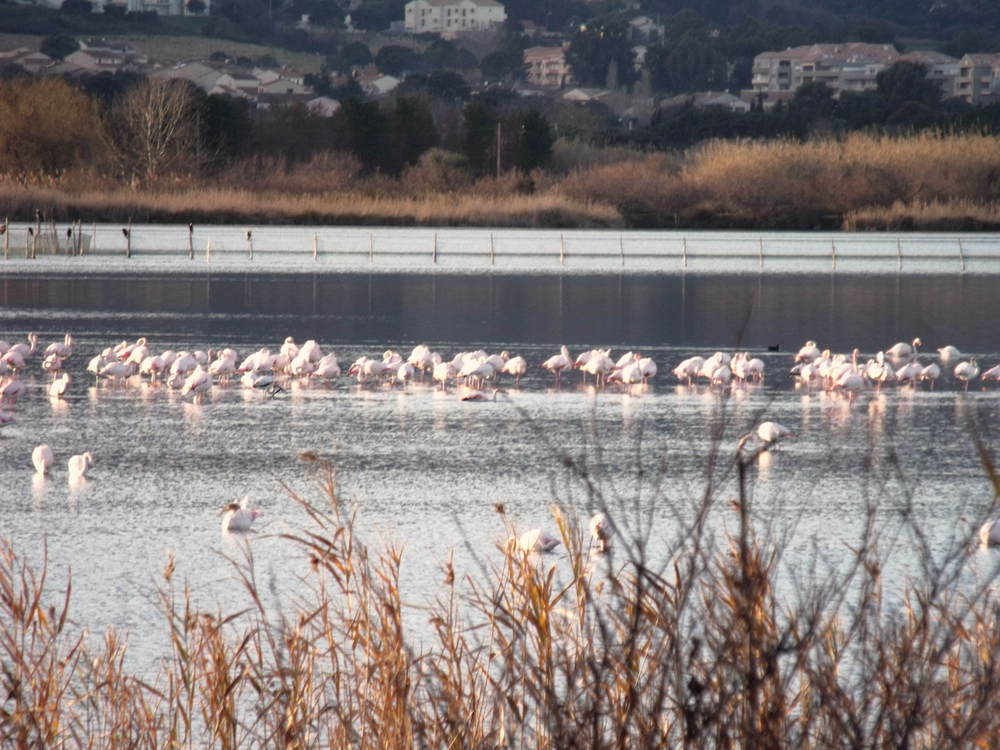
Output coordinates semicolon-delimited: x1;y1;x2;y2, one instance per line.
3;271;1000;352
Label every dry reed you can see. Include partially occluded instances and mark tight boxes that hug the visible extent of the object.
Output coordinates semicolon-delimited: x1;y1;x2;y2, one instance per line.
2;133;996;229
3;420;1000;749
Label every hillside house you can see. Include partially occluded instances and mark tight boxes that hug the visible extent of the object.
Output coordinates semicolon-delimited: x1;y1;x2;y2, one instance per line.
523;46;572;88
0;48;53;73
404;0;506;34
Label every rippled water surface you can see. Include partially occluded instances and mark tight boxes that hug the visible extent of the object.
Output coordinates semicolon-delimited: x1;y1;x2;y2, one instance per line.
2;258;1000;674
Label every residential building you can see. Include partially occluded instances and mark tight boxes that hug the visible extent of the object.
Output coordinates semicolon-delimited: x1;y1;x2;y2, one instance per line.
150;62;236;93
0;48;54;74
125;0;211;16
523;45;572;88
403;0;506;34
955;53;1000;105
64;40;146;73
747;43;900;105
662;90;751;113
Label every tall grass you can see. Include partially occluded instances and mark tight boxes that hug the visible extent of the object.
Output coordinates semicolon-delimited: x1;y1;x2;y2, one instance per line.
3;425;1000;748
557;132;1000;229
2;133;997;229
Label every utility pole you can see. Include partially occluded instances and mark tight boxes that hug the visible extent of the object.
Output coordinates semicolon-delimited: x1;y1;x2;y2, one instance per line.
496;120;501;178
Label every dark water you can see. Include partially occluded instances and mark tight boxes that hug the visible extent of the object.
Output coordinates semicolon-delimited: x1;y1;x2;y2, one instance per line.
1;271;998;354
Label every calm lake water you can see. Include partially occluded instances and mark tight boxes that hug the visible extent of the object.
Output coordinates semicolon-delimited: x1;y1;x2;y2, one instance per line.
2;232;1000;675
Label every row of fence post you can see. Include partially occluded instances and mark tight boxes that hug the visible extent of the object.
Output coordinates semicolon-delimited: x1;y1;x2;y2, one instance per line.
0;224;984;271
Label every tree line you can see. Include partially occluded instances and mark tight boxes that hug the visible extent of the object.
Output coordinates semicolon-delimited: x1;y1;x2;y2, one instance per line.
0;74;556;187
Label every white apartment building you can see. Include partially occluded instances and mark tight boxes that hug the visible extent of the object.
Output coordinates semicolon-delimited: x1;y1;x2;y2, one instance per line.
125;0;211;16
749;43;900;102
955;53;1000;105
404;0;506;34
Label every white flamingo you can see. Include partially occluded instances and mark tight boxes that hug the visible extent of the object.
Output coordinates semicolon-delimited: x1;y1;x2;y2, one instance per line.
0;376;25;404
221;495;262;532
508;528;560;554
794;340;820;363
396;362;415;387
979;519;1000;548
312;354;341;379
460;387;501;402
954;358;979;390
589;512;614;554
501;355;527;386
32;444;54;474
68;451;93;480
49;372;70;398
540;346;572;385
937;345;961;362
181;364;212;396
887;337;921;360
740;421;794;454
919;362;941;389
44;333;73;360
672;356;704;386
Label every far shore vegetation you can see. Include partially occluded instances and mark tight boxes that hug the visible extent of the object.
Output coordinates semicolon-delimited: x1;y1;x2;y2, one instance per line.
2;76;999;230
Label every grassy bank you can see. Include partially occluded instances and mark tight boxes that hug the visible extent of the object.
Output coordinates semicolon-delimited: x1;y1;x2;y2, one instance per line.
3;132;999;230
4;437;1000;748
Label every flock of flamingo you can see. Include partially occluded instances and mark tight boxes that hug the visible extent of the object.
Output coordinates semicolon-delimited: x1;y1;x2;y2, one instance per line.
2;330;998;541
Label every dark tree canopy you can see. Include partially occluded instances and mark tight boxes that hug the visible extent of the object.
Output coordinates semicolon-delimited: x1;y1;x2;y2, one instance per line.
566;18;638;88
876;61;942;109
374;45;422;77
40;34;79;61
513;109;554;172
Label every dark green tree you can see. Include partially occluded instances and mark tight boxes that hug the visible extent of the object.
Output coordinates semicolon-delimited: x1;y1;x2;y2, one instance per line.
789;81;836;119
351;0;403;31
388;96;437;173
60;0;93;13
462;98;496;176
375;45;422;77
513;109;553;172
646;36;726;94
40;34;79;61
76;70;145;107
333;98;389;171
341;41;373;67
480;49;524;81
876;62;941;110
566;18;638;88
200;93;254;167
399;71;470;101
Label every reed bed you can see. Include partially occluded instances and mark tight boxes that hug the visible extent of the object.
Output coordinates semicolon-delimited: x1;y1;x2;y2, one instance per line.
0;181;621;228
2;132;997;229
844;200;1000;230
557;132;1000;229
3;426;1000;749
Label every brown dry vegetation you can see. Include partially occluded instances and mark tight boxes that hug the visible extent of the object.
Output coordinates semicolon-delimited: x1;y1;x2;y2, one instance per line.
4;432;1000;749
1;79;998;230
557;132;1000;229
